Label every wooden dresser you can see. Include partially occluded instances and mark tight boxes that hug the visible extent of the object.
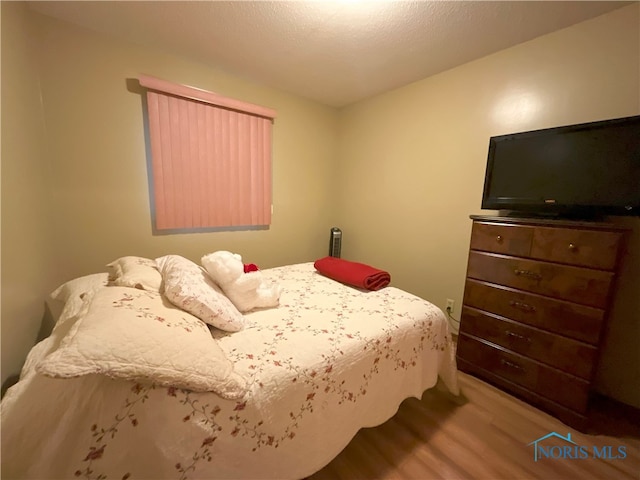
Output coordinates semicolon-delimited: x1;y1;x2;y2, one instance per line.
456;215;628;430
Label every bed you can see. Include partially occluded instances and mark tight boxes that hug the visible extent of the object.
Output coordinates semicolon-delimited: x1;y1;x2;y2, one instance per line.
1;259;459;480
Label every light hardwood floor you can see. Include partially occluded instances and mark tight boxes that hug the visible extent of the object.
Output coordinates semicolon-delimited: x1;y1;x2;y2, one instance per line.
309;372;640;480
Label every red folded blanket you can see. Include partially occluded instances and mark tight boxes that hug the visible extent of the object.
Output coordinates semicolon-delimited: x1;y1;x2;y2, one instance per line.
314;256;391;291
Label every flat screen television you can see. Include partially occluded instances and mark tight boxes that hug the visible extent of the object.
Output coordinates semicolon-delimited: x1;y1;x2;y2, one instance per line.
481;114;640;219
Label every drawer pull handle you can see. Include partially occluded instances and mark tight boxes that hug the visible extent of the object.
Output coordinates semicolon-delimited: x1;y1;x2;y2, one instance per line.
568;243;577;251
496;235;503;243
513;269;542;280
500;359;523;371
506;330;531;343
509;300;536;313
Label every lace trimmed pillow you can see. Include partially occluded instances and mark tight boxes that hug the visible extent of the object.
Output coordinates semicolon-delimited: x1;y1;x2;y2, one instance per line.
37;287;247;399
107;256;163;292
155;255;245;332
49;273;110;325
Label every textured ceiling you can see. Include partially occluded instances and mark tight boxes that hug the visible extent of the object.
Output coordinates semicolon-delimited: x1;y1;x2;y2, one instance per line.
29;1;631;107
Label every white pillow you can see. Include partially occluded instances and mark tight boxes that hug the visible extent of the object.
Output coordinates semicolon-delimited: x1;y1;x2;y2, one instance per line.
155;255;245;332
107;256;163;292
49;273;110;324
37;287;247;399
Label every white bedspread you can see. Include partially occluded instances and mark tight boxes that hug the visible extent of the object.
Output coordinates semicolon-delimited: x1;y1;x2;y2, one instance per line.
1;263;458;480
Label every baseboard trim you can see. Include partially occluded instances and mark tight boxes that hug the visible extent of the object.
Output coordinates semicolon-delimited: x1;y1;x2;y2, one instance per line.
590;392;640;437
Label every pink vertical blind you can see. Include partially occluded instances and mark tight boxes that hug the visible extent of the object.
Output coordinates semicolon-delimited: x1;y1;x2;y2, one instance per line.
139;75;276;230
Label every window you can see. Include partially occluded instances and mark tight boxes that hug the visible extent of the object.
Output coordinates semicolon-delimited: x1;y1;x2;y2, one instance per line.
139;75;276;231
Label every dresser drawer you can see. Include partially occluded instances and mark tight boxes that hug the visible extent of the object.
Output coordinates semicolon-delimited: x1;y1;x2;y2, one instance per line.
470;222;533;256
531;227;623;270
460;306;598;379
467;251;613;308
463;279;605;345
457;334;590;413
456;357;589;430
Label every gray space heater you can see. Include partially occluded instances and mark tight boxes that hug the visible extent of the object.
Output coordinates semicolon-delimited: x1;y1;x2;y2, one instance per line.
329;227;342;258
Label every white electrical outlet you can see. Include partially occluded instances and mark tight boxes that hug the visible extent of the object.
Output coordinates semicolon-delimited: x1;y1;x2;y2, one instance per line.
446;299;455;313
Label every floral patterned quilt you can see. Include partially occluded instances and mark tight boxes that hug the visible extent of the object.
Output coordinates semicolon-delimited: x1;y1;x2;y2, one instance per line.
1;263;459;480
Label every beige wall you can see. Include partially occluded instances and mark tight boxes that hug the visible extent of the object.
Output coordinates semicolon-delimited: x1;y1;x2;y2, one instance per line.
1;8;340;385
336;4;640;407
1;3;59;386
34;13;340;275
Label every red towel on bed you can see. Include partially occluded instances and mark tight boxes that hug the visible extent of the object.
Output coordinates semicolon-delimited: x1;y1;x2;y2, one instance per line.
313;256;391;291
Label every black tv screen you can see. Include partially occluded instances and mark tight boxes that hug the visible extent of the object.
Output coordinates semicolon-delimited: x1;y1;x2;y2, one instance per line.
481;115;640;218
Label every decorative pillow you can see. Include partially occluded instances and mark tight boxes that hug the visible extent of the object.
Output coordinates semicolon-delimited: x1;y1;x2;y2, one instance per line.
49;273;110;324
37;287;247;399
156;255;245;332
107;256;163;292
